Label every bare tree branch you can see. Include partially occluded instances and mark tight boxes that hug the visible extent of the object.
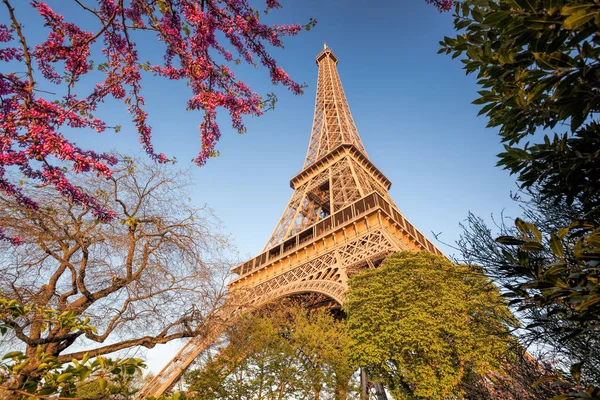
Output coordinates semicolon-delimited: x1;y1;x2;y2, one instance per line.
0;154;233;376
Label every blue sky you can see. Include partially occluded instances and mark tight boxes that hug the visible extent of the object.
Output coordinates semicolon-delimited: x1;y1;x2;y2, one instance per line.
9;0;523;371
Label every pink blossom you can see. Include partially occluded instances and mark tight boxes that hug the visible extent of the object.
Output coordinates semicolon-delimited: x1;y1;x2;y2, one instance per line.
426;0;453;12
0;0;308;244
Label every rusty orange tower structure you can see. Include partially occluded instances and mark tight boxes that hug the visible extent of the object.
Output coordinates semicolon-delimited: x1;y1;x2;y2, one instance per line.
138;44;443;398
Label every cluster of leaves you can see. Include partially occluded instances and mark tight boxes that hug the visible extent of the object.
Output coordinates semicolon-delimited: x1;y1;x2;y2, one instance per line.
1;349;145;399
184;300;356;400
0;0;314;244
439;1;600;398
345;251;530;400
0;298;97;338
482;211;599;398
0;297;146;399
439;0;600;219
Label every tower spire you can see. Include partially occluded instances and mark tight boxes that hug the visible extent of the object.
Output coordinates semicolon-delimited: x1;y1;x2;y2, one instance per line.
304;46;367;168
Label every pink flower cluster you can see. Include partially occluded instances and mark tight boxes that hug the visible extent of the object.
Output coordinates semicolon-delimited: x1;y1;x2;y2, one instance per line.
426;0;454;12
0;25;22;62
0;0;308;244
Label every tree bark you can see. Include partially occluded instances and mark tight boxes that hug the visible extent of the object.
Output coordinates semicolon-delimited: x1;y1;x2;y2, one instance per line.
373;382;388;400
360;368;368;400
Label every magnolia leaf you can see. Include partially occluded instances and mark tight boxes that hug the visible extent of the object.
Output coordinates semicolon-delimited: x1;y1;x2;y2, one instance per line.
575;294;600;312
569;220;596;230
544;263;567;277
521;241;545;252
56;372;73;383
549;233;565;258
3;351;23;359
570;362;582;385
563;9;597;30
557;227;569;239
496;236;526;245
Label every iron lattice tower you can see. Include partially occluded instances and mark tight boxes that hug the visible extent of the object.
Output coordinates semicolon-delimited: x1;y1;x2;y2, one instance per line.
138;44;443;398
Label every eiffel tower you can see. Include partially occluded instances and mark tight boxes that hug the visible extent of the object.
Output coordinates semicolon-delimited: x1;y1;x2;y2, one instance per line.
137;44;443;398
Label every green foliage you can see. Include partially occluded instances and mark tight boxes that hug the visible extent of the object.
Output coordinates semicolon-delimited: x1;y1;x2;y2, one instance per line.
495;217;599;397
1;346;145;399
0;298;97;337
440;0;600;217
76;368;154;400
346;251;517;400
0;297;146;399
185;302;356;400
459;192;600;398
441;1;600;397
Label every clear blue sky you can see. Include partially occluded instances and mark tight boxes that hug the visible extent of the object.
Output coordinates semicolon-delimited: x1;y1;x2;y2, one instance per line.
9;0;522;371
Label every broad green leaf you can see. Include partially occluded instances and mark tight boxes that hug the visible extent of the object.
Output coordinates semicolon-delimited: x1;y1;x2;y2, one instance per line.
57;372;73;383
570;362;582;385
3;351;23;359
549;233;564;258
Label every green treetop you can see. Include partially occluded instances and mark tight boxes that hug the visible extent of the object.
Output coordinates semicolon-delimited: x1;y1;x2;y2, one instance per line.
346;251;519;400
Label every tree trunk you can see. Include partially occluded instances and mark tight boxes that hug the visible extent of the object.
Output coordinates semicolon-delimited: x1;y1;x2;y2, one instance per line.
360;368;368;400
373;382;388;400
313;386;320;400
334;386;348;400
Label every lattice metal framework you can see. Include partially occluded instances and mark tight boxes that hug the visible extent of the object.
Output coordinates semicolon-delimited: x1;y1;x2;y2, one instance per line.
138;44;443;398
304;43;367;167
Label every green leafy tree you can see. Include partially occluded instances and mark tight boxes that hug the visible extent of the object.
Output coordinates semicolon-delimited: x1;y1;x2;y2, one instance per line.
185;301;356;400
439;0;600;218
459;190;600;395
75;369;153;399
0;299;146;399
438;1;600;397
346;251;524;400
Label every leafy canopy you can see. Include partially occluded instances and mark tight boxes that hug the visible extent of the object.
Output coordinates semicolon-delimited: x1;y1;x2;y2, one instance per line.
0;298;146;399
346;251;517;400
185;302;356;400
439;0;600;217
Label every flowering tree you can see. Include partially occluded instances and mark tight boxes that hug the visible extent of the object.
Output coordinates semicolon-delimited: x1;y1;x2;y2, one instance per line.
0;0;315;244
0;0;453;245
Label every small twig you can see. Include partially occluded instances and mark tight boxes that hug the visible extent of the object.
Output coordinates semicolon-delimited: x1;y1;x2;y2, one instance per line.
2;0;35;106
77;1;119;47
33;88;57;95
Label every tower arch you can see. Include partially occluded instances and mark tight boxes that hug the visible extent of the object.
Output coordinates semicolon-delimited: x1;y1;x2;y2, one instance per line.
245;279;347;309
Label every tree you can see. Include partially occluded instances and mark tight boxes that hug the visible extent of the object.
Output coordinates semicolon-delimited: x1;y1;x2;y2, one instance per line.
458;190;600;392
0;301;147;399
0;0;317;244
185;300;356;400
346;251;526;400
0;155;230;388
0;0;459;245
439;0;600;219
438;1;600;397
